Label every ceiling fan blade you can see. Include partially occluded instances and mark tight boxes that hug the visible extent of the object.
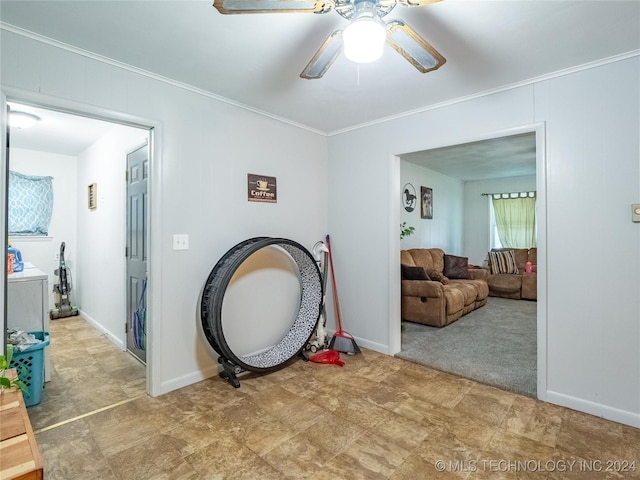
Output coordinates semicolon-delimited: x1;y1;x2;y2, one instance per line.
213;0;334;14
397;0;442;7
385;19;446;73
300;29;343;79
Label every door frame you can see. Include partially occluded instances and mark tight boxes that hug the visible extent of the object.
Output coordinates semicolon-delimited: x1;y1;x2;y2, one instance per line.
0;87;163;396
389;122;548;400
1;93;7;355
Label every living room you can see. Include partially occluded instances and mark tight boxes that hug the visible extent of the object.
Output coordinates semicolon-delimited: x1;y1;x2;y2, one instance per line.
398;132;538;397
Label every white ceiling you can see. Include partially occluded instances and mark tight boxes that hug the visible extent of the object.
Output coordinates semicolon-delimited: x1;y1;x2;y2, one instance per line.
1;1;637;178
8;103;119;156
1;0;639;136
401;132;536;181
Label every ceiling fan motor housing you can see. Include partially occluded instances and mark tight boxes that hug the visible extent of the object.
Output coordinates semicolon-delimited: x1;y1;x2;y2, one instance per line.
335;0;396;20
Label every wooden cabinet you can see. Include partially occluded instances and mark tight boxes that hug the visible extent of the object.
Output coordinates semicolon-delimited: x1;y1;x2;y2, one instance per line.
0;371;43;480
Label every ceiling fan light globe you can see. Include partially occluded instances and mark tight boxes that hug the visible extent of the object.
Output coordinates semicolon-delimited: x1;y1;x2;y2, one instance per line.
343;18;386;63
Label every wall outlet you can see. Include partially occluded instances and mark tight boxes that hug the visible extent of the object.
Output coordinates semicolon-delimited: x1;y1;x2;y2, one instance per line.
173;234;189;250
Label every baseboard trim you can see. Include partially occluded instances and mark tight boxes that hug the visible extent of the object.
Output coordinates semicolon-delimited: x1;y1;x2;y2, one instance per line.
78;309;124;350
159;364;219;395
325;329;389;355
158;333;391;395
350;336;389;355
545;390;640;428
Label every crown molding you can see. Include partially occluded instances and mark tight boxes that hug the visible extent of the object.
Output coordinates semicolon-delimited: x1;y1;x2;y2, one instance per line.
3;22;638;138
0;22;325;136
328;50;640;136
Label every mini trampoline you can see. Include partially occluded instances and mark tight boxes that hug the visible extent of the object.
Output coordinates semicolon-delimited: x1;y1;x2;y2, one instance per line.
200;237;323;387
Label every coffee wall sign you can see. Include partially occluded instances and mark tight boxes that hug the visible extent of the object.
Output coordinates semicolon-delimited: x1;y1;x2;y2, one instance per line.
248;174;277;203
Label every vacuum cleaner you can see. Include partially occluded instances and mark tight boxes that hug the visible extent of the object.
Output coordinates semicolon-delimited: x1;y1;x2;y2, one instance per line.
50;242;79;320
305;240;330;354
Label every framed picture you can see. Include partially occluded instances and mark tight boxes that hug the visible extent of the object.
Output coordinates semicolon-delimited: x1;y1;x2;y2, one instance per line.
88;183;97;210
421;187;433;219
402;183;417;212
247;173;277;203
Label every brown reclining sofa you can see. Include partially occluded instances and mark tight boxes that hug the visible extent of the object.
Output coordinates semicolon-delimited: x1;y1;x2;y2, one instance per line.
401;248;489;328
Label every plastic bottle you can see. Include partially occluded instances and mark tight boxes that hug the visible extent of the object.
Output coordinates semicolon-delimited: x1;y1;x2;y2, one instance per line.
525;261;532;273
7;245;24;273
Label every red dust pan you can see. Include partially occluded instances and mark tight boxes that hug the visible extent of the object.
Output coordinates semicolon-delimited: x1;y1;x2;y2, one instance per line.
309;349;344;366
326;235;361;355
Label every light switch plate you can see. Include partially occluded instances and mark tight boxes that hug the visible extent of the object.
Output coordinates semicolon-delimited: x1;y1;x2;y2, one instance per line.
633;204;640;223
173;234;189;250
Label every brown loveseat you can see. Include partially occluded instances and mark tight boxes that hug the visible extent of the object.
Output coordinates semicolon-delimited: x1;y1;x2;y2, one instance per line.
486;248;537;300
401;248;489;328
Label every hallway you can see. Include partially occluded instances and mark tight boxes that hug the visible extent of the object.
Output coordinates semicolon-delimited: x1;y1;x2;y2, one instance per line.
29;316;146;432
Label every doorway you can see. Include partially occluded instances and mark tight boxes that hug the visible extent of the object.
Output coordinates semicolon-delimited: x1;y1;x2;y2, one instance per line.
394;123;547;398
4;100;152;423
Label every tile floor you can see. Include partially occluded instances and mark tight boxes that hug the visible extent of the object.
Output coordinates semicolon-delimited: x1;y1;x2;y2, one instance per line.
29;316;639;479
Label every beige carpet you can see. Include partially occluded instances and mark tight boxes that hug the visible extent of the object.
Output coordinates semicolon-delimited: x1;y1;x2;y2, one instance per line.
398;297;537;397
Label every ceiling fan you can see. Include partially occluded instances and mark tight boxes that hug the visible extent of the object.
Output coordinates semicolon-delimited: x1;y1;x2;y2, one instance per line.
213;0;446;79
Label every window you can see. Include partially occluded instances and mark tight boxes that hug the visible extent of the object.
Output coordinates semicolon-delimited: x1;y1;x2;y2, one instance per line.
489;200;503;250
489;191;536;249
8;170;54;236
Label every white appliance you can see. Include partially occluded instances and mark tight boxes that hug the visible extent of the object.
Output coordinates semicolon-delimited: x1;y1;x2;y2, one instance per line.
7;263;51;381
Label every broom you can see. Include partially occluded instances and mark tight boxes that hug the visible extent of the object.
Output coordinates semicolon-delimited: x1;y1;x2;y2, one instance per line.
326;235;361;355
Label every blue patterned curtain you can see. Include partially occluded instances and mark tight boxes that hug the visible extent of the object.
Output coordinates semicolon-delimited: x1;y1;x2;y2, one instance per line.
8;171;54;236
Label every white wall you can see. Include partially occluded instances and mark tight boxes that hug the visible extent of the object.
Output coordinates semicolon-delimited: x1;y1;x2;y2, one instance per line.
329;58;640;427
463;175;536;265
400;160;463;252
75;125;148;348
1;29;329;396
8;148;78;309
328;86;536;353
535;61;640;422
